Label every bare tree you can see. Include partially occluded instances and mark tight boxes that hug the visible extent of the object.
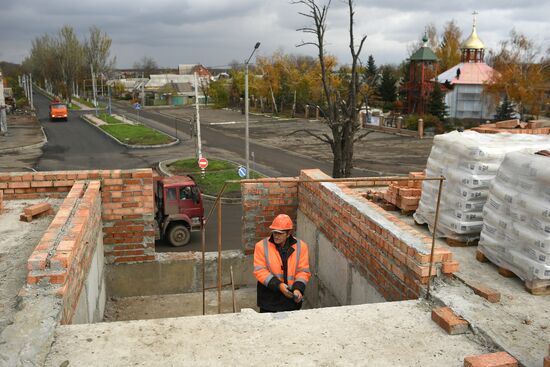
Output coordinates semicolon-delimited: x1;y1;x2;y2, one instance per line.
292;0;368;177
133;56;158;78
199;77;211;105
84;26;116;80
56;26;82;103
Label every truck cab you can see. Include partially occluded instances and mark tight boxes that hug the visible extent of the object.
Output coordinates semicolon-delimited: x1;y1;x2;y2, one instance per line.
49;99;68;121
154;176;204;246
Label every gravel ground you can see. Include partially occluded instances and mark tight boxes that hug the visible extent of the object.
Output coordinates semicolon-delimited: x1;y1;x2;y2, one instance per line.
162;107;433;175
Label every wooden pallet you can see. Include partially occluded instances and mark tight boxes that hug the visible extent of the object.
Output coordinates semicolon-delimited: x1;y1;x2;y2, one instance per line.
446;238;479;247
476;250;550;295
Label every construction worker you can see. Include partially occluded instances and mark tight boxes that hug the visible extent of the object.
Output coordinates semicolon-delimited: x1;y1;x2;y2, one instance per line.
253;214;311;313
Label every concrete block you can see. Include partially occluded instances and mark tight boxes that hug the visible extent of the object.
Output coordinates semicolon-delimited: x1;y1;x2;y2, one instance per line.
463;352;518;367
72;285;89;324
318;233;348;305
297;210;318;275
350;266;385;305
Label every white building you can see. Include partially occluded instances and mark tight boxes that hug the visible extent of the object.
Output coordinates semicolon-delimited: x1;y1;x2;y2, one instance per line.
436;16;497;120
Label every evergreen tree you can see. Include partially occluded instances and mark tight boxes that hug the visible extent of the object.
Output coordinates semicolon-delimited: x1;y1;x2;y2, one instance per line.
428;83;448;120
495;95;515;120
378;67;397;103
365;55;377;78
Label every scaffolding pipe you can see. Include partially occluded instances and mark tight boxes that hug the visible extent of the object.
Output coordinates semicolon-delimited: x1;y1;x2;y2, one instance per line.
426;178;445;299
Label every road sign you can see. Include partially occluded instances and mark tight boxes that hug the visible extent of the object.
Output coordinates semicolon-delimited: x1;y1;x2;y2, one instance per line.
133;103;141;110
198;157;209;169
238;166;247;178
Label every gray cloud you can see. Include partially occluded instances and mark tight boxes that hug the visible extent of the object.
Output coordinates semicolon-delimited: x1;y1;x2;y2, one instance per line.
0;0;548;68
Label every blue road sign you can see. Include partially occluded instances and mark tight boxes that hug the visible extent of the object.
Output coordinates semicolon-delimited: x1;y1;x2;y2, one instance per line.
133;103;141;110
238;166;247;178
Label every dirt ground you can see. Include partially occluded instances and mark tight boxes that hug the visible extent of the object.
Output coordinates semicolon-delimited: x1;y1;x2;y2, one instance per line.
0;198;60;335
103;287;258;322
162;107;434;175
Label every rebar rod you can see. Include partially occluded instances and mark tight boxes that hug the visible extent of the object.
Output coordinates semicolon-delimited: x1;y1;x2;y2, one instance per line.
426;178;445;299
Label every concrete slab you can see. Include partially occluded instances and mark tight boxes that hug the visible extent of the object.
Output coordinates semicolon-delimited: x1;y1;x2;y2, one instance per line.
399;215;550;367
0;198;60;334
45;300;491;367
103;287;257;321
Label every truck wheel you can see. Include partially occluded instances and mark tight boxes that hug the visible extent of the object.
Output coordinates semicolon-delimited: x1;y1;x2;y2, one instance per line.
167;224;191;247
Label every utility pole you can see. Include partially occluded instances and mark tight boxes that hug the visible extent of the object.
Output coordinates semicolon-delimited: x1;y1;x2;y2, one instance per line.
91;65;98;116
108;84;112;115
0;71;7;136
245;42;261;178
141;72;145;107
29;74;34;111
194;72;202;159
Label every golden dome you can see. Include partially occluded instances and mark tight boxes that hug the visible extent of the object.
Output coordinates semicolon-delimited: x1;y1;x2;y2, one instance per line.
462;27;484;49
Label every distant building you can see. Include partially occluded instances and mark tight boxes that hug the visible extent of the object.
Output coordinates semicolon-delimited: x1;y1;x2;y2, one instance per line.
436;15;497;120
178;64;212;79
403;35;439;115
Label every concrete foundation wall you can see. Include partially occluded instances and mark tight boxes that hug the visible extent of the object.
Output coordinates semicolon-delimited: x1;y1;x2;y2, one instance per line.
105;251;255;298
72;235;106;324
297;210;385;308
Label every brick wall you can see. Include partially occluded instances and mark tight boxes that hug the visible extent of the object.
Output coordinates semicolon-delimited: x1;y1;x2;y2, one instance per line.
241;169;455;301
0;169;155;264
241;177;299;253
26;181;103;324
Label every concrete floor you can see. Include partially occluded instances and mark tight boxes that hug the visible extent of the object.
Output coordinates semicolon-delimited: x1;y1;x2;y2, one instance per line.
46;300;491;367
103;287;258;321
399;215;550;367
0;199;60;335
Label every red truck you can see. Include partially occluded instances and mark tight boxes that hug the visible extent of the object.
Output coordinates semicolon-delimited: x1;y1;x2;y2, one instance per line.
154;175;204;246
49;99;68;121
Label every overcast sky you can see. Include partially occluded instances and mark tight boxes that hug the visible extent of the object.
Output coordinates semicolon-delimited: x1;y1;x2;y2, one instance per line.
1;0;549;69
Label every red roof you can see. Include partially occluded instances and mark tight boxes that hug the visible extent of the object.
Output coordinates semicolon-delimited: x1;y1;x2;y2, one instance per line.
437;62;497;85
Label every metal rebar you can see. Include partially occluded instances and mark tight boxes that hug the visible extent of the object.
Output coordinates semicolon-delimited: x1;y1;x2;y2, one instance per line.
217;196;222;314
201;220;206;315
204;182;228;226
426;178;445;299
230;266;236;313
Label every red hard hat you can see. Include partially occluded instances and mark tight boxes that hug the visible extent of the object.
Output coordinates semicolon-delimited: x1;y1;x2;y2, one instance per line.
269;214;293;231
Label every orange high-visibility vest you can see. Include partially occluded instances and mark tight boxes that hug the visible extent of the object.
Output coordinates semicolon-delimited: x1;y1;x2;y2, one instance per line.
253;238;311;287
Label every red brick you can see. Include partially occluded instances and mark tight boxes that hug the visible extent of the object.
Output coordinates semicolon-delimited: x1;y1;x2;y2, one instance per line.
463;352;517;367
24;202;52;216
442;261;460;274
466;281;501;303
431;307;470;335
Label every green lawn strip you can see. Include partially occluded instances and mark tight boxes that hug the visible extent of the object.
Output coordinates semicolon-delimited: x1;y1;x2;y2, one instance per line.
73;96;107;109
69;103;81;110
167;159;264;197
100;124;174;145
98;113;124;124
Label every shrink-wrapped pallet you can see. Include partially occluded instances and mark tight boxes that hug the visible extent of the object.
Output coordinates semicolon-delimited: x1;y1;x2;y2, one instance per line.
414;131;550;241
478;151;550;282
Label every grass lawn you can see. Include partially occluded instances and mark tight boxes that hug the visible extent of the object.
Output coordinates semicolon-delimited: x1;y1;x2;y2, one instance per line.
69;103;81;110
100;124;174;145
98;113;123;124
167;159;264;197
73;96;107;109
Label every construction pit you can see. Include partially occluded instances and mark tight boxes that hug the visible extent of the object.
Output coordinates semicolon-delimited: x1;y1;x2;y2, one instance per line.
0;168;549;367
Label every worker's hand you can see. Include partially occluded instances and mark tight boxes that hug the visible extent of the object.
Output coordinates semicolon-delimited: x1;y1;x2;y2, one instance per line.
279;283;294;299
293;290;303;303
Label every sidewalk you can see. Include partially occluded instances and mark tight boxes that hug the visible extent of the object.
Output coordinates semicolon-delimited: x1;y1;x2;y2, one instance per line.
0;114;46;172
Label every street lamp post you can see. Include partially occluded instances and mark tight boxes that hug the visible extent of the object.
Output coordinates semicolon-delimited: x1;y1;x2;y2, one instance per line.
245;42;261;178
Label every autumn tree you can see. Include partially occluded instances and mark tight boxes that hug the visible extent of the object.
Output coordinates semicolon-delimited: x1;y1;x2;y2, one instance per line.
485;30;550;119
292;0;368;178
209;79;229;108
436;20;462;71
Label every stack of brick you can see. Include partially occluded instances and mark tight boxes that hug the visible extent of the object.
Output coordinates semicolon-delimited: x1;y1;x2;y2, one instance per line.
472;119;550;135
383;172;424;212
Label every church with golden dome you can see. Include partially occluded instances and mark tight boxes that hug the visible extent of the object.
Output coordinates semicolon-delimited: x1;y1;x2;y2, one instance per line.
436;13;498;119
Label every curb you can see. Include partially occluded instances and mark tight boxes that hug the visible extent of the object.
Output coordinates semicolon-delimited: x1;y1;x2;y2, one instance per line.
81;114;180;149
0;123;48;154
158;157;265;205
